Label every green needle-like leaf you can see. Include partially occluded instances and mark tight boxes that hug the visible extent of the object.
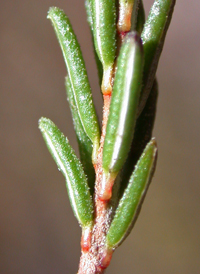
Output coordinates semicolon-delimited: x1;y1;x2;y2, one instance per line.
48;7;100;160
39;117;94;228
65;77;95;195
103;32;144;177
106;138;157;249
91;0;117;93
138;0;176;115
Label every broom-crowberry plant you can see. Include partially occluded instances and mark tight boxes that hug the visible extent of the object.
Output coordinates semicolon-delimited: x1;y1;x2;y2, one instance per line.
39;0;176;273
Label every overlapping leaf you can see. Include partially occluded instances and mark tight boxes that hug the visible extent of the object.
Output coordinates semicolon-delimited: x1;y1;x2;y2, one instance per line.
48;7;100;161
39;118;94;228
106;138;157;249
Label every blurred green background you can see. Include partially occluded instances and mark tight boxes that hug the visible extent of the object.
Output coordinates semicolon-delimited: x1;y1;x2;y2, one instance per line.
1;1;200;273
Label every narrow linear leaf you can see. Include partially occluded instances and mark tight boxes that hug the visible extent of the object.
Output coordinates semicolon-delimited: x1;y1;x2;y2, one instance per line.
48;7;100;156
65;77;95;195
138;0;176;115
106;138;157;250
103;32;143;176
91;0;117;94
119;79;158;198
100;32;143;201
39;117;94;228
85;0;103;85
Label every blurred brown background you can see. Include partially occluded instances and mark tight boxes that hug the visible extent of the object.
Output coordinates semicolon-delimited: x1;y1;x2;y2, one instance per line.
1;1;200;273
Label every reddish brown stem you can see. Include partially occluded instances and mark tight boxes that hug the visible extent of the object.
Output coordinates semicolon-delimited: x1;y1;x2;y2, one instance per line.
78;3;134;273
77;95;113;274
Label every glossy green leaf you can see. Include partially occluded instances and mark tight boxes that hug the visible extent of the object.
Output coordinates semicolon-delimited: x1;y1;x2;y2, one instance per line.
65;77;95;195
48;7;100;159
85;0;103;85
106;138;157;249
91;0;117;93
39;117;94;228
138;0;176;115
119;79;158;198
103;32;144;176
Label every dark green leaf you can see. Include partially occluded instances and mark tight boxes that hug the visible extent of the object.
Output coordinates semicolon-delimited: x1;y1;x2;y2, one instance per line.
48;7;100;160
39;117;94;228
106;138;157;249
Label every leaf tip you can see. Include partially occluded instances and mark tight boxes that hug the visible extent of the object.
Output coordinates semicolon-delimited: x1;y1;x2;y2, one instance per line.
38;116;46;130
47;7;54;19
39;117;50;130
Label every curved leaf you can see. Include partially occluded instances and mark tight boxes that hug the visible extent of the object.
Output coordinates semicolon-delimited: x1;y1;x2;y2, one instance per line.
48;7;100;160
106;138;157;249
39;117;94;228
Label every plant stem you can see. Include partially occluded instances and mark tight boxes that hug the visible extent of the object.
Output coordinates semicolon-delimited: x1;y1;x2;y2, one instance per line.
78;1;136;271
77;91;113;273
